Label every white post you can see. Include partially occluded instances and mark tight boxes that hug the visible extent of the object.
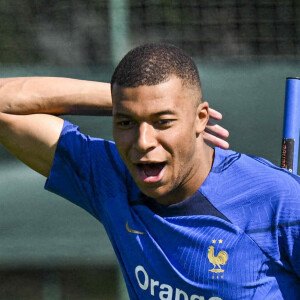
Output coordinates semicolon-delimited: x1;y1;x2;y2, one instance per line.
109;0;130;66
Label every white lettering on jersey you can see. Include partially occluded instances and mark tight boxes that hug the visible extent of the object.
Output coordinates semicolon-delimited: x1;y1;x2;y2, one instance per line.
191;296;205;300
135;265;149;290
159;284;173;300
175;288;188;300
151;278;160;296
135;265;222;300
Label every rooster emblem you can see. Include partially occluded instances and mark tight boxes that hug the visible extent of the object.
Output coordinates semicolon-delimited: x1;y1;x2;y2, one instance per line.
208;245;228;273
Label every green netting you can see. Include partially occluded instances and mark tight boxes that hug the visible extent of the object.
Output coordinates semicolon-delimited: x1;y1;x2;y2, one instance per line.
0;0;299;66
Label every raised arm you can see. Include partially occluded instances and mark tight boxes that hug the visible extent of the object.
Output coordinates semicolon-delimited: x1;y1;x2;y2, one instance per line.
0;77;111;115
0;77;229;178
0;112;63;177
0;77;112;177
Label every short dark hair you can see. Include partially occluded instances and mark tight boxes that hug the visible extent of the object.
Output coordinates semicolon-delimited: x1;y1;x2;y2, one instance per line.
110;43;201;91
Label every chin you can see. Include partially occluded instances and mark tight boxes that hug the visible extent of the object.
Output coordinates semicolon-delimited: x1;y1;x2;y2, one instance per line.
138;184;170;200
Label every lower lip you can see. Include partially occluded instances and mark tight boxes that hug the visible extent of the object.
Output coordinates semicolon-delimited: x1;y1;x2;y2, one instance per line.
137;165;166;183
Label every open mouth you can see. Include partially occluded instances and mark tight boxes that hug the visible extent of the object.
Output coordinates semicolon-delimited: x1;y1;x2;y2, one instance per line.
136;162;166;183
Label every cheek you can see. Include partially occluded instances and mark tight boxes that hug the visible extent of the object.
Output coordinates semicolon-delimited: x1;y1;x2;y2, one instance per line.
163;127;196;163
113;130;132;158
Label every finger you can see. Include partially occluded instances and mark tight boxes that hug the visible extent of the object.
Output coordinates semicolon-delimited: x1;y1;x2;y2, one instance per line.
208;108;223;120
203;131;229;149
206;120;229;139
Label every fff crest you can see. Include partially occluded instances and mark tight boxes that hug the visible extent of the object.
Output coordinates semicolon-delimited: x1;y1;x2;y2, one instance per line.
207;239;228;274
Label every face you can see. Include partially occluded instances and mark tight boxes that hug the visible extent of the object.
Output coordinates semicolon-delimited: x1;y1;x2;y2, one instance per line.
112;76;209;205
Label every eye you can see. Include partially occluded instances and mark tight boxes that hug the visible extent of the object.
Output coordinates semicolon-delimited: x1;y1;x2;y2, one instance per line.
156;119;175;127
158;119;171;124
116;120;136;128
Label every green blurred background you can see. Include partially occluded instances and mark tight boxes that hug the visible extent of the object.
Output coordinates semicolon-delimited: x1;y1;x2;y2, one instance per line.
0;1;299;299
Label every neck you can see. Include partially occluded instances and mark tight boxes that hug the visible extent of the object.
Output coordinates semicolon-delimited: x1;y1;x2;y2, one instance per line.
155;142;214;206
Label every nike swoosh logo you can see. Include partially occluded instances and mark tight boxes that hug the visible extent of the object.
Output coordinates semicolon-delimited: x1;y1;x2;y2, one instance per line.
126;221;146;235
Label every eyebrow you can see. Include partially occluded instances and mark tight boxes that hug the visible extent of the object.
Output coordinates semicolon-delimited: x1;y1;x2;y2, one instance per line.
114;110;176;118
152;110;176;116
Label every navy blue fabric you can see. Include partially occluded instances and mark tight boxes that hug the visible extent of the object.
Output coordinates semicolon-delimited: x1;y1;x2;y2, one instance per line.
133;191;231;222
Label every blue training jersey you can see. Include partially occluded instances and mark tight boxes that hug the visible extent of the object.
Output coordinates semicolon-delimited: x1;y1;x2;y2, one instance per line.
45;121;300;300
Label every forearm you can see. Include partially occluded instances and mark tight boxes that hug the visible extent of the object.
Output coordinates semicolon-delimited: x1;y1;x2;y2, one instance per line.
0;77;112;116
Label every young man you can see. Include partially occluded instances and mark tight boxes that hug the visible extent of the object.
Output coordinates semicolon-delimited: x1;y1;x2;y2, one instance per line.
0;44;299;299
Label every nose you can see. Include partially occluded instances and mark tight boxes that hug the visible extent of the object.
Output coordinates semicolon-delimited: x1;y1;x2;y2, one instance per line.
134;122;157;153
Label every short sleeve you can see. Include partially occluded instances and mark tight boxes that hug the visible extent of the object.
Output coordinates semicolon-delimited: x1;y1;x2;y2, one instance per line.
277;174;300;278
44;120;129;220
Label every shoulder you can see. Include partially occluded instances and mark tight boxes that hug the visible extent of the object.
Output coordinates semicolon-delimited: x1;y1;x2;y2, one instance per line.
47;120;135;200
59;120;114;148
212;147;300;199
202;148;300;268
239;152;300;203
55;120;128;181
204;148;300;228
203;149;300;264
59;120;120;155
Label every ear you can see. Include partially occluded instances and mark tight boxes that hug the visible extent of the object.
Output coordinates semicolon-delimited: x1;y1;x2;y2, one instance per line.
195;101;209;134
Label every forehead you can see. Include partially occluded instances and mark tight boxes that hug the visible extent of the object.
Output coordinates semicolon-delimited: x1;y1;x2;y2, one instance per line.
112;77;196;115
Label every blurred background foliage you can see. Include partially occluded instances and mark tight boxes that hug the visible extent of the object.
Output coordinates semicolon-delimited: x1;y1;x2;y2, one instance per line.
1;0;299;65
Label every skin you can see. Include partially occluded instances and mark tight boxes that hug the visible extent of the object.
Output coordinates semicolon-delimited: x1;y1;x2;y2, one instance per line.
112;76;214;206
0;77;227;179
